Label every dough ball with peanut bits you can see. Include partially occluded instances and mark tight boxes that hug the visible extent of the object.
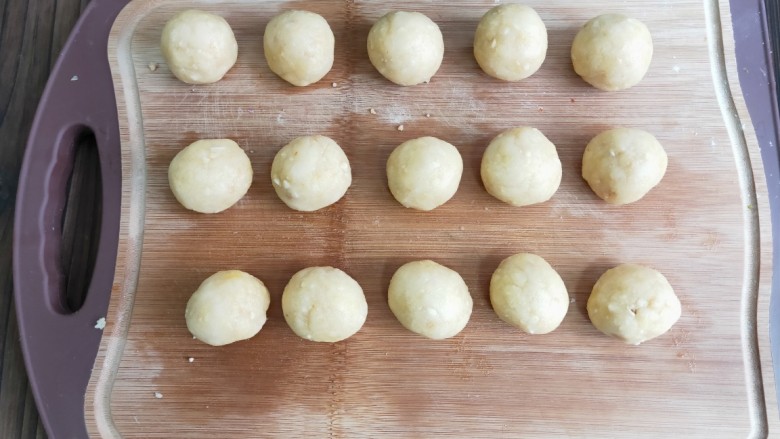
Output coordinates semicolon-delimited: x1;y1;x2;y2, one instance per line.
168;139;253;214
271;135;352;211
367;11;444;86
185;270;271;346
387;137;463;211
481;126;561;206
474;4;548;81
587;264;681;345
571;14;653;91
490;253;569;334
161;9;238;84
264;10;335;86
282;267;368;342
388;260;473;340
582;127;667;205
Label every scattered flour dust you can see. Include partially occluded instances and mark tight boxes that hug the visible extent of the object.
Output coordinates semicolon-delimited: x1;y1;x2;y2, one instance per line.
377;103;413;125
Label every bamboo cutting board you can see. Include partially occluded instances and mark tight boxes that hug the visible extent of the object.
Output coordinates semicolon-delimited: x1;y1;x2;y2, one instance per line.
86;0;777;437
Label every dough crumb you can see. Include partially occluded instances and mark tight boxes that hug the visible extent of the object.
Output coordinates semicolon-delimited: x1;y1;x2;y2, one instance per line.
188;357;195;363
70;75;78;81
332;82;338;87
148;62;158;72
425;113;431;118
397;124;404;131
94;317;106;330
154;392;163;399
369;108;377;115
537;106;544;112
672;65;681;73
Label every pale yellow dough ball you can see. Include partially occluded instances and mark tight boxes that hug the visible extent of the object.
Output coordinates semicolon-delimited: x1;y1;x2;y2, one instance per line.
168;139;253;214
387;137;463;211
367;11;444;86
282;267;367;342
263;10;335;86
161;9;238;84
490;253;569;334
582;127;667;205
571;14;653;91
474;4;548;81
185;270;271;346
271;135;352;211
587;264;681;345
481;127;561;206
388;260;473;340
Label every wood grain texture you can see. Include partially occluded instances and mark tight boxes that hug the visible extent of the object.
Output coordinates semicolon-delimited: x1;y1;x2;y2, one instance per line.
0;0;90;438
88;0;775;437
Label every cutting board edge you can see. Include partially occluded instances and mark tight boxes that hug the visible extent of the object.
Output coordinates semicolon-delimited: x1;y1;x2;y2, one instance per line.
718;0;780;433
84;0;154;437
83;0;779;437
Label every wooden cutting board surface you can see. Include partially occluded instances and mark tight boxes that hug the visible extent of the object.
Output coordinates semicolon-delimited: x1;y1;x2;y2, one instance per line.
86;0;777;437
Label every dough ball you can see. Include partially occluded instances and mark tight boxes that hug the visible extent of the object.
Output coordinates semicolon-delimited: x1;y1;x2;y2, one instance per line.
481;127;561;206
571;14;653;91
582;127;667;205
490;253;569;334
367;11;444;86
473;4;548;81
271;135;352;211
168;139;253;213
263;10;335;86
282;267;367;342
388;260;473;340
587;264;681;345
185;270;271;346
387;137;463;211
161;9;238;84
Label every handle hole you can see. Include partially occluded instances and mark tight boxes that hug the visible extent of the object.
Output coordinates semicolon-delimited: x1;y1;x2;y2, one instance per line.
59;127;102;314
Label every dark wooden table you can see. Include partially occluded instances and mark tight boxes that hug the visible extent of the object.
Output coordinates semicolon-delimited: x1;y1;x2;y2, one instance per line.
1;1;780;438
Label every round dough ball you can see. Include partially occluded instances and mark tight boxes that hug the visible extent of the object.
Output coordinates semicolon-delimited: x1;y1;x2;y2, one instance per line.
481;127;561;206
490;253;569;334
185;270;271;346
168;139;253;213
282;267;367;342
161;9;238;84
582;127;667;205
571;14;653;91
388;260;473;340
387;137;463;211
367;11;444;86
263;10;335;86
271;135;352;211
473;4;548;81
587;264;681;345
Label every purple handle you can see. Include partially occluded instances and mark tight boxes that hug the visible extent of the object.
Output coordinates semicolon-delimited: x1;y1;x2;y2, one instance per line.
12;0;127;438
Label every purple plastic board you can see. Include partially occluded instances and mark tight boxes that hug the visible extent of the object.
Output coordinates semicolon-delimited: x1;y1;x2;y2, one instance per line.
11;0;780;437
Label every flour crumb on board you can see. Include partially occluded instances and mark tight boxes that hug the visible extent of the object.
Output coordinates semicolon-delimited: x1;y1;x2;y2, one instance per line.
672;65;681;73
369;108;376;115
94;317;106;330
154;392;163;399
425;113;431;118
397;124;404;131
188;357;195;363
331;82;338;88
70;75;78;81
148;62;158;72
